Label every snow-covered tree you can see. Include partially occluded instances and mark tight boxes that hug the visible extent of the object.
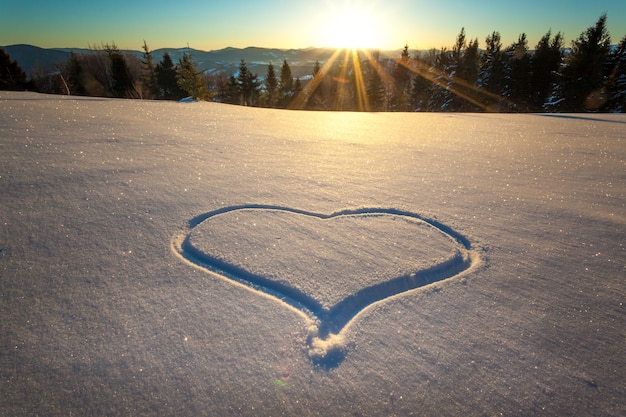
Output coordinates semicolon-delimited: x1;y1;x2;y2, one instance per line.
603;34;626;112
530;30;563;110
552;14;611;111
366;50;385;111
506;33;532;110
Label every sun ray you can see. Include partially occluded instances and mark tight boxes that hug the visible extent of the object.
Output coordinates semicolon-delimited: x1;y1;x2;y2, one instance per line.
351;50;369;111
289;48;344;110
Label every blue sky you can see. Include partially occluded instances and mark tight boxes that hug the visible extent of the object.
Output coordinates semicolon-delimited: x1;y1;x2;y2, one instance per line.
2;0;625;50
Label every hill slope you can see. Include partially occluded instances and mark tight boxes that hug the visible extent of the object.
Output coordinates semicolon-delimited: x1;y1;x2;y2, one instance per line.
1;92;625;416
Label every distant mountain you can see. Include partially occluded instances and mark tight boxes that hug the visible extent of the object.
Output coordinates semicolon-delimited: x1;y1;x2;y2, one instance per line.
1;44;403;79
1;44;72;75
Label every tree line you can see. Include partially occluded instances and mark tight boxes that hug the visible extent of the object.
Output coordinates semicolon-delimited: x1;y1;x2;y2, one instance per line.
1;14;624;112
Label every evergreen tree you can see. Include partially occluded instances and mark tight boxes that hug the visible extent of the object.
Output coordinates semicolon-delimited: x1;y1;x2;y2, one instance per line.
506;33;532;110
553;14;612;111
228;74;239;104
408;51;434;111
177;52;209;100
391;44;411;110
450;28;467;76
140;41;158;99
479;32;506;96
306;60;326;109
279;59;294;107
366;50;385;111
530;30;563;110
313;60;321;77
429;47;453;111
237;59;259;106
460;38;480;84
293;77;302;98
64;53;86;95
0;48;28;91
264;62;278;107
105;44;136;98
155;52;186;100
447;29;482;111
604;34;626;112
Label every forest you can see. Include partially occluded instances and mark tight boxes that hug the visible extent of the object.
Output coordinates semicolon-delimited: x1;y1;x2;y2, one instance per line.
1;14;624;112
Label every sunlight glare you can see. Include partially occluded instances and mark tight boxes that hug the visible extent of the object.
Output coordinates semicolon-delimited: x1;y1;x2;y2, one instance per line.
321;3;382;49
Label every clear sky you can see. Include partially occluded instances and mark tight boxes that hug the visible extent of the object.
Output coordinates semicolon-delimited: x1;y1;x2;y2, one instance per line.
2;0;625;51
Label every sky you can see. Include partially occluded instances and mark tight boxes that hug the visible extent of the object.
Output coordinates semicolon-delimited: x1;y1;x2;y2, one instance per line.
2;0;625;51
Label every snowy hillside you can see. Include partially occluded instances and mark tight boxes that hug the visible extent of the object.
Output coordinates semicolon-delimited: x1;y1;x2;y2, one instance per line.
1;92;624;416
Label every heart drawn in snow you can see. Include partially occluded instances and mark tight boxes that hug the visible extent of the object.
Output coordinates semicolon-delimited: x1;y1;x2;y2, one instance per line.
173;205;479;368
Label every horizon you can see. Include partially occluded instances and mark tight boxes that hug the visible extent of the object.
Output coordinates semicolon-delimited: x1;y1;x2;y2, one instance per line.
2;1;625;53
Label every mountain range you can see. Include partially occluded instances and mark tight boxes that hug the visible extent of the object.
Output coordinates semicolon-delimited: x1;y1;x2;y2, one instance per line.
2;44;403;79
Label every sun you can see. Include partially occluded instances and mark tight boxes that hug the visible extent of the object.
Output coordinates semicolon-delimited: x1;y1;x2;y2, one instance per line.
321;3;383;50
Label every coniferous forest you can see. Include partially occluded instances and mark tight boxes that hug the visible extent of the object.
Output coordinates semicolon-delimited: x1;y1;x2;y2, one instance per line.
2;14;625;112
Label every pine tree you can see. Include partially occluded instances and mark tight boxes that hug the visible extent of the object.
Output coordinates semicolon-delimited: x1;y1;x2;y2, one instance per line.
105;43;137;98
228;74;239;104
293;77;302;98
429;47;453;111
479;32;506;97
604;34;626;112
408;51;435;111
506;33;532;111
554;14;612;111
0;48;28;91
279;59;294;107
237;59;259;106
530;30;563;110
264;62;278;107
155;52;186;100
391;44;411;110
306;60;326;109
177;52;209;100
140;41;158;99
460;38;480;84
366;50;385;111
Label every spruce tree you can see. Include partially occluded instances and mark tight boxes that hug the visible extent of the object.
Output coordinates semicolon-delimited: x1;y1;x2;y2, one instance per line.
0;48;28;91
155;52;186;100
408;51;434;111
391;44;411;110
237;60;259;106
293;77;302;98
105;44;136;98
279;59;294;107
530;30;563;110
177;52;209;100
307;60;325;109
479;32;506;97
604;34;626;112
366;50;385;111
264;62;278;107
430;47;453;111
227;74;239;104
460;38;480;84
141;41;158;99
554;14;611;111
506;33;531;111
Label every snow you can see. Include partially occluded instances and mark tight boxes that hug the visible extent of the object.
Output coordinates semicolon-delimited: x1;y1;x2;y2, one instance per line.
1;91;625;416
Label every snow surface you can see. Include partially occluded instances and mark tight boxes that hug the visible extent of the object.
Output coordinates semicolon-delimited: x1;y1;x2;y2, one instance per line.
1;92;625;416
